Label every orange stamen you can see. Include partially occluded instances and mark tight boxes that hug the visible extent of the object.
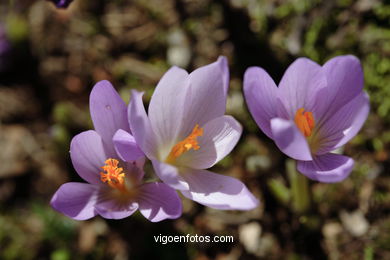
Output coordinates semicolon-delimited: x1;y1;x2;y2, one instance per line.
294;108;315;137
100;158;126;191
166;124;203;163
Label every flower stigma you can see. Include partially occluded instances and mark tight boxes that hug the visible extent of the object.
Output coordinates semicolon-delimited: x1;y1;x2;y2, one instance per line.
100;158;126;192
294;108;315;137
166;124;204;164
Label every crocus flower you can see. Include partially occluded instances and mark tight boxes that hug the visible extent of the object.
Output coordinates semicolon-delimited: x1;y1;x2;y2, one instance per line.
51;81;182;221
47;0;74;8
123;57;259;210
244;55;369;182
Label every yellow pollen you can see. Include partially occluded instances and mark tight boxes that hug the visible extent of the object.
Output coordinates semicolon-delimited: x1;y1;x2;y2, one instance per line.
100;158;126;191
294;108;315;137
166;124;203;163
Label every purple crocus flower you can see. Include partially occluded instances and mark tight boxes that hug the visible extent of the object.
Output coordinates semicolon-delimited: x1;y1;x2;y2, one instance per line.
51;81;182;221
47;0;74;8
244;55;369;182
120;57;259;210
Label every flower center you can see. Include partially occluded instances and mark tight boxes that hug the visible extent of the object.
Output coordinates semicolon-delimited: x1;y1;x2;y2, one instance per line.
166;124;203;164
100;158;126;192
294;108;315;137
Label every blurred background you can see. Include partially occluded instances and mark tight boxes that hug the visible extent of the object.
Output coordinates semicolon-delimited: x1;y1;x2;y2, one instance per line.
0;0;389;259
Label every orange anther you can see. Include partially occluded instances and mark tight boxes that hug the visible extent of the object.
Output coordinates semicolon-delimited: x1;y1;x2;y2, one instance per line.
294;108;315;137
166;124;203;163
100;158;126;191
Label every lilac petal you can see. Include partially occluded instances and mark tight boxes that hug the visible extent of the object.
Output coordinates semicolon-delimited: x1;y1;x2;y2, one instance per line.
278;58;327;119
123;161;145;185
135;156;146;170
315;92;369;154
49;0;74;8
128;90;158;159
244;66;278;138
270;118;312;161
177;115;242;169
297;153;354;182
70;130;108;185
180;169;259;210
151;160;189;190
50;182;98;220
219;56;230;98
113;129;144;162
137;182;182;222
321;55;364;115
95;193;139;219
90;81;130;150
148;67;189;149
180;57;229;136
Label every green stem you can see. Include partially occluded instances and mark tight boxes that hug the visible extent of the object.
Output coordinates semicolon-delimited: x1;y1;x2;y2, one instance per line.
287;159;310;214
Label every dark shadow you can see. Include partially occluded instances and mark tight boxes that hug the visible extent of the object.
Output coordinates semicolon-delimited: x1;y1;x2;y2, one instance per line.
215;0;287;81
108;217;188;260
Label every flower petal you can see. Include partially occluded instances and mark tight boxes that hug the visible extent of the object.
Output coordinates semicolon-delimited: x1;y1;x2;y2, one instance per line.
278;58;327;119
219;56;230;98
121;160;145;185
95;193;139;219
321;55;364;115
315;92;369;154
50;0;74;8
244;66;278;138
137;182;182;222
135;156;146;171
90;80;130;150
128;90;158;159
297;153;354;182
148;66;190;150
180;57;229;136
151;160;189;190
113;129;144;162
50;182;98;220
180;169;259;210
270;118;312;161
177;115;242;169
70;130;108;185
